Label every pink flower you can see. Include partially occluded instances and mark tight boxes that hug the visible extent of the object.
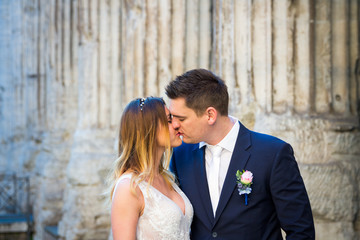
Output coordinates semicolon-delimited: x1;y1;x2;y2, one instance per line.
236;169;253;205
241;170;253;185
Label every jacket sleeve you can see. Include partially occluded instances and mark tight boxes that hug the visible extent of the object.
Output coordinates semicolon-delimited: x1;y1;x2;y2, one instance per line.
270;143;315;239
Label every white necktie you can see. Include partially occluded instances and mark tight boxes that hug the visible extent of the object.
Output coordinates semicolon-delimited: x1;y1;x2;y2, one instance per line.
207;145;222;216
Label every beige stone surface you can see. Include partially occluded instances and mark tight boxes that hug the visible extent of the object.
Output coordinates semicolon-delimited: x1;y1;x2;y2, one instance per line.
57;129;115;240
315;220;358;240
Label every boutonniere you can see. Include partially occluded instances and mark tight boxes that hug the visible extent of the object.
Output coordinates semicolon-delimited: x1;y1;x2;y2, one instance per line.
236;170;253;205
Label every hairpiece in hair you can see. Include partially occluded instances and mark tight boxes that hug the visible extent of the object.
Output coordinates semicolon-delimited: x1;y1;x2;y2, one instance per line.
139;98;146;111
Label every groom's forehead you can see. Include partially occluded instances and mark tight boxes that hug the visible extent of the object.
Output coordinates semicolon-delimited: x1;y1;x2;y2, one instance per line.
169;99;190;114
169;105;196;119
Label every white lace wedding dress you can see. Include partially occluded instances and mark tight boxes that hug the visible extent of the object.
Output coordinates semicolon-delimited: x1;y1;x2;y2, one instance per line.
113;174;193;240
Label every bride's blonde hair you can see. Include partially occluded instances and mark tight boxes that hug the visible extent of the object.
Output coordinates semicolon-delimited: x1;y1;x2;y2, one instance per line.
108;97;174;200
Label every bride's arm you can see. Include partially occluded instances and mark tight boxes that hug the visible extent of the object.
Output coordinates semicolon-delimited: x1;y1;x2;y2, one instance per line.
111;179;144;240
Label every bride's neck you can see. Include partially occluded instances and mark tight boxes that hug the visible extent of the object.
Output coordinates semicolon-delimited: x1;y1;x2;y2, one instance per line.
154;146;165;171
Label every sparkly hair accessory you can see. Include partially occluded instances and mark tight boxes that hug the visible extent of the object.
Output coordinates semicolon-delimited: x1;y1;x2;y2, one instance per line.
139;98;146;111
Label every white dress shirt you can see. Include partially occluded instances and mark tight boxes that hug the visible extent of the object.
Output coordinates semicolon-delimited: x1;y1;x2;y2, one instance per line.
199;116;240;212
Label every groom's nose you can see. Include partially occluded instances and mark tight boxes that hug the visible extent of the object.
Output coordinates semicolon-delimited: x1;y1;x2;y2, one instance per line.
171;118;180;130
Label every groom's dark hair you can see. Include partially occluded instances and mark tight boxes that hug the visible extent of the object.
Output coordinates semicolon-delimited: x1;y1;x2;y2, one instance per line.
165;69;229;116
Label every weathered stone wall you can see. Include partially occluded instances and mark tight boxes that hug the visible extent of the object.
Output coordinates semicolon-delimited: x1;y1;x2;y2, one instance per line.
0;0;359;240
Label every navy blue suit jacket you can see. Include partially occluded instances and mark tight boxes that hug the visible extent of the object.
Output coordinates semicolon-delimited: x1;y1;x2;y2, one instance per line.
170;122;315;240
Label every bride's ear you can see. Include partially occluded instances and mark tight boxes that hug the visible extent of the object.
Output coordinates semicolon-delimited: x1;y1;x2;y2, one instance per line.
206;107;217;125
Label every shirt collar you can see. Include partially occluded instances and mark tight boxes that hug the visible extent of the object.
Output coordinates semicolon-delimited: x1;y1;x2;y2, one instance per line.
199;116;240;153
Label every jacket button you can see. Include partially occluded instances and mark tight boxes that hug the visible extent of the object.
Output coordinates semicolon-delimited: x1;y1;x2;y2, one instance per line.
212;232;218;238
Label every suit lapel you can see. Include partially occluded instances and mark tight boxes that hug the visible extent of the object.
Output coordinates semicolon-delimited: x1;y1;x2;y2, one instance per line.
192;145;214;226
214;122;251;224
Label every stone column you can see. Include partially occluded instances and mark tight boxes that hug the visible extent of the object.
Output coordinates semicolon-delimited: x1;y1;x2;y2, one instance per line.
57;0;121;239
26;0;79;239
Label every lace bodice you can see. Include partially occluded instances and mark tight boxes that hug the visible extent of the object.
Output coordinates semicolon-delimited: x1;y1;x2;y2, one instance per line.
114;174;193;240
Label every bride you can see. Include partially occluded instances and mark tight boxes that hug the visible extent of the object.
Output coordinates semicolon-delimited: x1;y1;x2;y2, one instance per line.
109;97;193;240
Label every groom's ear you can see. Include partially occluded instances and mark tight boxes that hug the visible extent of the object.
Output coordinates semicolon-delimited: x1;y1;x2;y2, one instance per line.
206;107;217;125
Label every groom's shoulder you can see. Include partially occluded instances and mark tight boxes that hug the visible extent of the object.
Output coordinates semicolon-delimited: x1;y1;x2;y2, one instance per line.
248;128;290;151
173;142;198;154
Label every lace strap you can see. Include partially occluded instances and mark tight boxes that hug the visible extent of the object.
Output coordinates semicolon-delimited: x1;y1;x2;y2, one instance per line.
112;174;132;201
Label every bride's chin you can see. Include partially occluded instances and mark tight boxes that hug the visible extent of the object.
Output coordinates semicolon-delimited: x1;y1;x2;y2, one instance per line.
170;139;182;148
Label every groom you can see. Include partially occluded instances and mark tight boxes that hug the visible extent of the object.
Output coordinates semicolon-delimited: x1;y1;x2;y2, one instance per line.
165;69;315;240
